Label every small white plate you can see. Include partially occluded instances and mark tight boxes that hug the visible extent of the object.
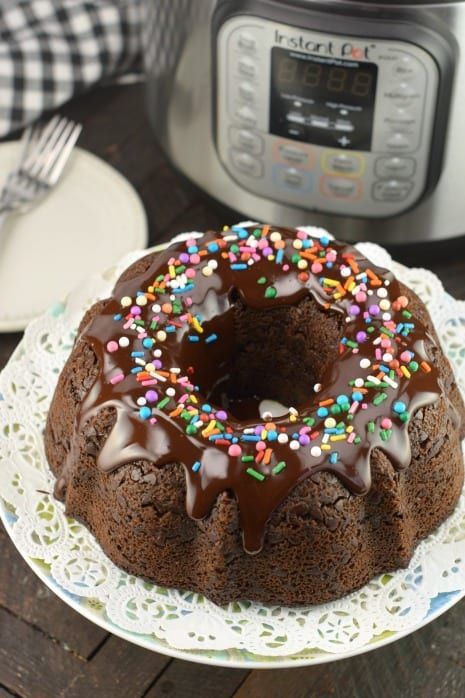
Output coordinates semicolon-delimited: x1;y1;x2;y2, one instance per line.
0;143;148;332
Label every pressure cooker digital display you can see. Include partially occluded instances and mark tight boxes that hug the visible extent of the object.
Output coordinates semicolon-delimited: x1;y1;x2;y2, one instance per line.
270;47;378;151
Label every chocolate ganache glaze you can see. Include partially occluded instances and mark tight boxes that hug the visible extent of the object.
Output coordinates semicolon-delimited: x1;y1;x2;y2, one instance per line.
56;224;444;554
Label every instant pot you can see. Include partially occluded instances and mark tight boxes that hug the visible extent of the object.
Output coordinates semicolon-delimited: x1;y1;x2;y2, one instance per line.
142;1;463;243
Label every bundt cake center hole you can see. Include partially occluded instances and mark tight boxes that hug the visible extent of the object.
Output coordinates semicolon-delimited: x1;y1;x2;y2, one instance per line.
193;297;344;421
228;287;241;305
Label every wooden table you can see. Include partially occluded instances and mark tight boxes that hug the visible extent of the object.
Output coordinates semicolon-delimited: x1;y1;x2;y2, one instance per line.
2;83;465;698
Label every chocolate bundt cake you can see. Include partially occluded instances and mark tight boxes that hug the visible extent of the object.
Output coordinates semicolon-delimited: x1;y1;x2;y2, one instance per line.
45;224;465;605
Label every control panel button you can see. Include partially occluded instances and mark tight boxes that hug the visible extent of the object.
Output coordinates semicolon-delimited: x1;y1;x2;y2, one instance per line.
238;81;255;102
235;104;257;126
322;151;364;176
310;115;329;129
385;132;412;151
375;157;416;178
230;150;263;178
320;176;361;200
396;82;421;99
334;120;354;133
229;128;263;155
237;32;256;52
274;140;314;168
372;179;413;201
384;107;417;129
384;82;421;103
282;168;305;187
279;145;308;165
237;56;257;78
337;136;352;148
391;55;421;80
273;164;313;192
287;112;306;126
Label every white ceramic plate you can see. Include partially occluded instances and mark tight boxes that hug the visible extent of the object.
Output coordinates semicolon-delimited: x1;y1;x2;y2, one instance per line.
0;143;147;332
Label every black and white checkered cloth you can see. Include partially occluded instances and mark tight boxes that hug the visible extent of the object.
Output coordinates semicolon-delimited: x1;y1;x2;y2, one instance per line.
0;0;142;137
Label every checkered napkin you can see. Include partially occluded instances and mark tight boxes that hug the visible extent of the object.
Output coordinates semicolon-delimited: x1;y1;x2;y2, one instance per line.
0;0;142;138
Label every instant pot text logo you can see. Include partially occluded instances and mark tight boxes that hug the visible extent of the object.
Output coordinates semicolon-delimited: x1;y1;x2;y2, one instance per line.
274;30;374;59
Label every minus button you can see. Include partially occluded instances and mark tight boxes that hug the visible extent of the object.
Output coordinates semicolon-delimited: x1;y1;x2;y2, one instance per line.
310;116;329;129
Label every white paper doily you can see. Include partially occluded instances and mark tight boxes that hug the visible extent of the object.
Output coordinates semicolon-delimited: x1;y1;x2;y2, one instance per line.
1;227;465;668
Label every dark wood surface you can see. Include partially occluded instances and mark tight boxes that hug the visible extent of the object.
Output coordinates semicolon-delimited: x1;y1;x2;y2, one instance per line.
2;83;465;698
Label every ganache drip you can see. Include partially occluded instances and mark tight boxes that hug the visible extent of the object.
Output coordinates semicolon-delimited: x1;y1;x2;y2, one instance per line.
59;224;442;553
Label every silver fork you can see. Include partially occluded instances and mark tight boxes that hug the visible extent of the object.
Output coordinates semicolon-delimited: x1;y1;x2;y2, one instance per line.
0;116;82;230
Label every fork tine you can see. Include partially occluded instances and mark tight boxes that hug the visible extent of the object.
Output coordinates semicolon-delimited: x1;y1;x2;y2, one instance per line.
45;122;82;186
17;123;43;172
35;114;63;150
38;120;76;178
22;115;65;175
26;115;60;155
